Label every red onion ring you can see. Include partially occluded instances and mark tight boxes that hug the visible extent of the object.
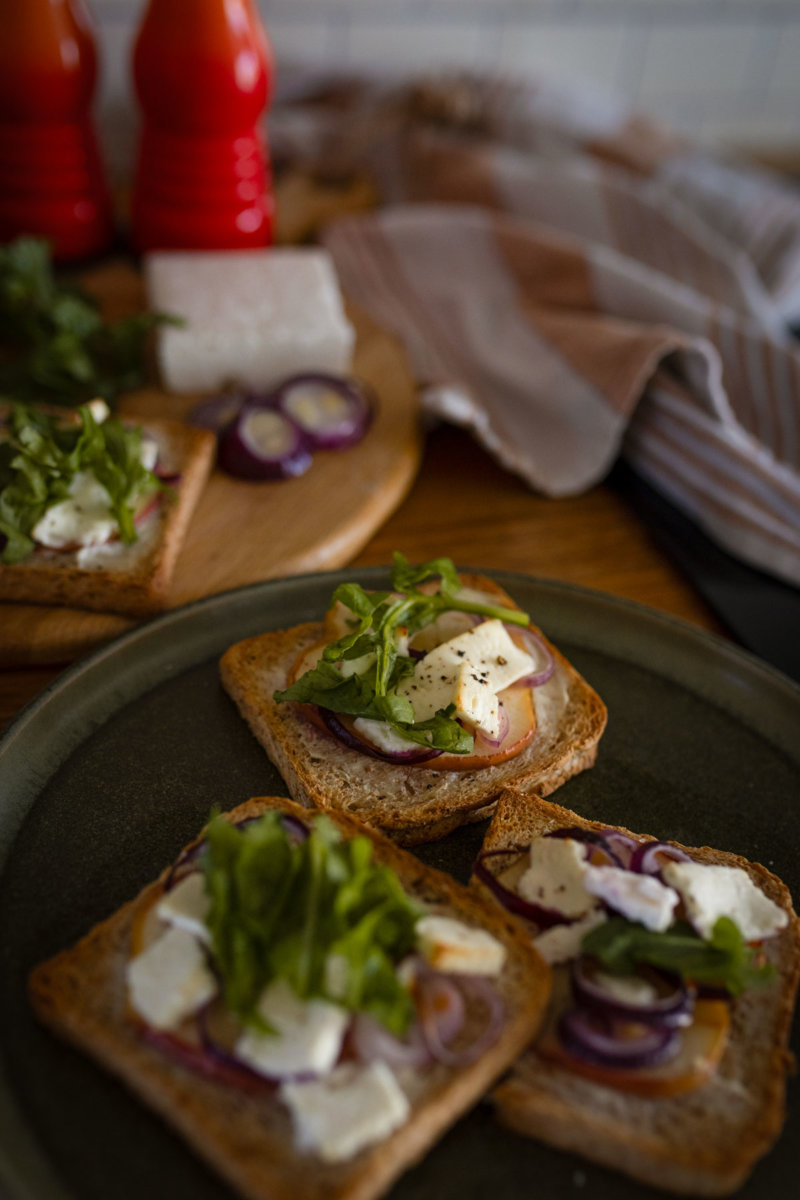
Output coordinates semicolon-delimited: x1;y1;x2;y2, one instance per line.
504;625;555;688
417;969;505;1067
139;1017;273;1094
558;1007;681;1070
350;1013;432;1070
630;841;692;877
473;850;570;929
273;373;374;450
572;960;695;1028
320;708;443;764
600;830;640;868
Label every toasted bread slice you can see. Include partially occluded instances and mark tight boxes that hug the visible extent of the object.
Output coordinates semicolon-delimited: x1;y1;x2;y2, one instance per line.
29;795;551;1200
219;574;607;846
0;415;214;617
476;788;800;1196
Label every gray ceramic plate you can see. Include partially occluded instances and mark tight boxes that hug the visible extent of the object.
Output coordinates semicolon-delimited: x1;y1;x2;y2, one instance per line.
1;569;799;1200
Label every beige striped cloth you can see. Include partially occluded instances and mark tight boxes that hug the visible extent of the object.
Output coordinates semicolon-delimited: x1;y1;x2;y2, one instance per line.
273;72;800;587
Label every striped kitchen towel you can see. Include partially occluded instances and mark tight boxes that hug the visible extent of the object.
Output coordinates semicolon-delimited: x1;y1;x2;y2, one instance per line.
275;71;800;587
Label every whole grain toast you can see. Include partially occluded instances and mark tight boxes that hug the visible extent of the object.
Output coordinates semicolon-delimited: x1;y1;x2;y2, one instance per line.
0;415;215;617
475;787;800;1196
219;574;607;846
29;794;551;1200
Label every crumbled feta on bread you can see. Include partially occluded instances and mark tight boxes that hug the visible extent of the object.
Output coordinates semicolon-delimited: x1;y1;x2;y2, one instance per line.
145;248;355;394
662;861;789;941
155;872;211;944
280;1061;410;1163
583;864;679;932
416;914;507;976
127;925;217;1031
517;837;598;919
397;619;534;741
234;978;349;1079
531;908;608;965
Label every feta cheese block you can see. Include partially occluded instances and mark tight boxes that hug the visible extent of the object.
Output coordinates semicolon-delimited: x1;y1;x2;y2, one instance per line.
583;864;679;932
662;861;789;941
532;908;608;965
155;872;211;944
416;914;507;975
235;978;349;1079
517;837;598;919
280;1061;411;1163
127;925;217;1031
397;619;535;740
145;248;356;394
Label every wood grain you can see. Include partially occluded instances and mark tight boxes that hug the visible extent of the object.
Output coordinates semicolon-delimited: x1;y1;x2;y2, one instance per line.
0;263;422;667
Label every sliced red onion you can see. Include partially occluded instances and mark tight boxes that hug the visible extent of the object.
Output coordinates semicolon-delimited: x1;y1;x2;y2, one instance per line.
544;827;625;869
139;1018;272;1094
196;1003;287;1087
601;831;640;869
217;406;312;481
280;812;310;842
504;625;555;688
572;960;695;1028
188;391;247;432
274;373;373;450
417;969;505;1067
350;1013;431;1070
558;1008;681;1070
630;841;692;878
473;850;570;930
153;465;182;485
320;708;442;764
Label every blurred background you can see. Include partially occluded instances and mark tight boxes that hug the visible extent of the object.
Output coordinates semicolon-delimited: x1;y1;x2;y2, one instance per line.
91;0;800;184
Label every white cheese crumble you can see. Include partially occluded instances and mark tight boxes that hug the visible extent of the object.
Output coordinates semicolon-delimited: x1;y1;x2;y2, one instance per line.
155;872;211;944
127;925;217;1031
32;470;119;551
517;837;598;919
583;864;679;933
235;978;348;1079
31;436;159;552
397;618;534;740
280;1061;410;1163
416;914;506;976
532;908;608;965
662;861;788;941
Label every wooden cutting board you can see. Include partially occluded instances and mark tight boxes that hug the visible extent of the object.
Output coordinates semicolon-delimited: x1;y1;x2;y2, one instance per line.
0;262;422;667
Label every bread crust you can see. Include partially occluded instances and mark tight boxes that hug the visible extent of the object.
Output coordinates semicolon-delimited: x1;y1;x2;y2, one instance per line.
477;788;800;1196
29;794;551;1200
0;415;215;616
219;575;607;846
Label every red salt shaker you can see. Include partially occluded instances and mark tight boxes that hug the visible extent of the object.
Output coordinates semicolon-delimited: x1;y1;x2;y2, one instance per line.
0;0;113;261
130;0;275;252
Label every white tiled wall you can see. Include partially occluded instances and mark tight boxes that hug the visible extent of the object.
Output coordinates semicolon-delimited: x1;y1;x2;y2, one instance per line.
89;0;800;177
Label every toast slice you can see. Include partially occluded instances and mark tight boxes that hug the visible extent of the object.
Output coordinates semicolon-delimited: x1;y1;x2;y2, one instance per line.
29;794;551;1200
476;787;800;1196
0;414;214;617
219;574;607;846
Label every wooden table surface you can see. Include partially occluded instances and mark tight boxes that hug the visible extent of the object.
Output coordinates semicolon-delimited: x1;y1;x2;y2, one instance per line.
0;421;722;733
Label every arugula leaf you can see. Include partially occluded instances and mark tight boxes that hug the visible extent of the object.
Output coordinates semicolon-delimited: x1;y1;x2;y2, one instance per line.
0;236;176;407
203;811;420;1033
0;402;164;563
582;916;775;996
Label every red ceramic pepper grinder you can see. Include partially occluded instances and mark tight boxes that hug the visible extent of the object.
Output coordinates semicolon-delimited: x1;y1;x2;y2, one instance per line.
131;0;275;251
0;0;113;260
